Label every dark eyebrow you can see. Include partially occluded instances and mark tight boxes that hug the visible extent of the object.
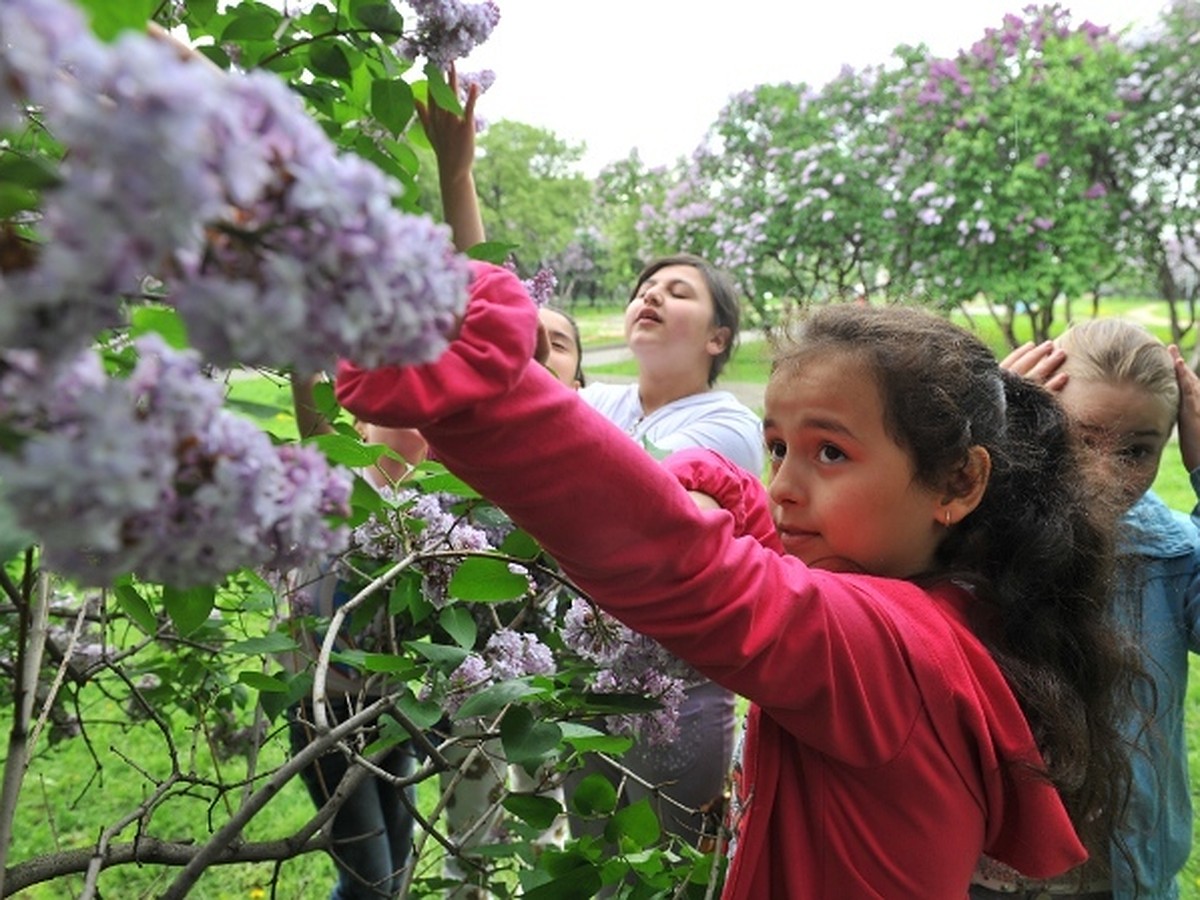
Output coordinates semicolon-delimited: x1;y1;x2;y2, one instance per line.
762;414;855;438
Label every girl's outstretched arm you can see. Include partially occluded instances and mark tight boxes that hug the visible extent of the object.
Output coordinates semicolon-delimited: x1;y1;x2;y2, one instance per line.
417;65;485;252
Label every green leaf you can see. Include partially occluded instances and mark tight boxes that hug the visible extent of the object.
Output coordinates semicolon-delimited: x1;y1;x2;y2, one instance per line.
519;849;603;899
357;651;421;675
113;581;158;635
0;184;40;217
559;722;633;755
448;556;528;602
424;64;462;114
439;605;477;649
76;0;158;40
454;678;539;720
390;571;431;621
314;432;385;467
498;528;541;561
227;632;298;655
465;241;518;264
394;690;445;732
520;867;602;900
259;689;291;723
604;798;660;848
309;41;352;80
129;305;189;349
353;3;406;34
350;476;385;518
570;773;618;816
502;793;563;830
196;45;232;70
221;9;282;41
163;584;216;637
371;78;415;137
238;670;289;693
183;0;219;27
0;155;61;190
411;468;479;497
404;640;470;671
500;705;562;771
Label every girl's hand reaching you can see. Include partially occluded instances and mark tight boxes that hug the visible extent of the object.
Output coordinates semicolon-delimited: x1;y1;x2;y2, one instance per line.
1169;345;1200;474
417;64;485;252
416;64;479;190
999;340;1069;392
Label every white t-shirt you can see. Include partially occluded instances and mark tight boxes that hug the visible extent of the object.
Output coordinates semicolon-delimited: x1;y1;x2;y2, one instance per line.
580;382;763;476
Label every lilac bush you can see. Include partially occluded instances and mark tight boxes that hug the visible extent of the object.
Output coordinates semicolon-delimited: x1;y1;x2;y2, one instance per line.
0;0;470;374
0;336;352;588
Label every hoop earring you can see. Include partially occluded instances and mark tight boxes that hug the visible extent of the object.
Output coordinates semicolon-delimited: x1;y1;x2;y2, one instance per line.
944;509;952;527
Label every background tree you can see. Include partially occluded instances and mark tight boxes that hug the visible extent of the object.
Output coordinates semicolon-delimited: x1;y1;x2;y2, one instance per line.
885;6;1138;344
1118;0;1200;351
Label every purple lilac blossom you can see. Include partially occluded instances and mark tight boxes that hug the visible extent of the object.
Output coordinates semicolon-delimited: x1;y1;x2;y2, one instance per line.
443;654;493;715
0;0;105;129
522;267;558;306
397;0;500;68
559;597;690;746
483;628;555;681
0;1;470;373
0;336;351;587
167;72;471;374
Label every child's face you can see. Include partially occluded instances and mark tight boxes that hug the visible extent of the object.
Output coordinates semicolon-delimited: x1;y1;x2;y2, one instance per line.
537;307;582;389
763;351;945;578
624;264;727;372
1057;377;1174;512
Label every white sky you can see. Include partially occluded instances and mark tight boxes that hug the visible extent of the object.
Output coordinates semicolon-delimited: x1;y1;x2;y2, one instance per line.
463;0;1168;175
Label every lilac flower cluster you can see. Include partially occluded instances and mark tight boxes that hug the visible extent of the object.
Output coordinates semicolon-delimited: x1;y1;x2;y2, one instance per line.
521;267;557;306
442;627;555;715
0;0;470;374
397;0;500;69
333;485;523;609
0;336;351;588
560;597;689;746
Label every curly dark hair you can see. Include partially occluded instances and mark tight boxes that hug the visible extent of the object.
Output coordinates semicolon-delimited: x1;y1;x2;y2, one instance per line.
771;302;1137;861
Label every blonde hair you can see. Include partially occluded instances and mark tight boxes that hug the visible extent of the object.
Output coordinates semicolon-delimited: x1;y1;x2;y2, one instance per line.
1057;318;1179;424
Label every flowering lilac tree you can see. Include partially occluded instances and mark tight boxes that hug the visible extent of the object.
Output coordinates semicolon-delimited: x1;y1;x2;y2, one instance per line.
0;2;706;897
626;6;1176;345
885;6;1137;343
1117;0;1200;349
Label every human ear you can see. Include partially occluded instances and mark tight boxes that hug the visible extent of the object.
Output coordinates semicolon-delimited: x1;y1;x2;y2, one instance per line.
707;326;731;356
939;446;991;526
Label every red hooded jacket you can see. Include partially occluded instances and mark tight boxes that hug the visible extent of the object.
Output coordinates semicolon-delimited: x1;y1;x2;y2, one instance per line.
335;263;1087;899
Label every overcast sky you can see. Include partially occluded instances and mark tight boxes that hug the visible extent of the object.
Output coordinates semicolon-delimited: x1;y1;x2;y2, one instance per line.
463;0;1167;175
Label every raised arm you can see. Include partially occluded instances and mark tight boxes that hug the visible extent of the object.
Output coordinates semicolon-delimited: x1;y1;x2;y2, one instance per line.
1170;345;1200;475
417;66;485;252
999;340;1068;392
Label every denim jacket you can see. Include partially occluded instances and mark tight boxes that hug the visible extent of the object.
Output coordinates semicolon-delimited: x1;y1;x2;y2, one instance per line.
1110;485;1200;900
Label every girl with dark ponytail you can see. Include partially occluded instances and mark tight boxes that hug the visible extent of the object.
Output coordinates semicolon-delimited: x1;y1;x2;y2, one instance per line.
337;279;1138;898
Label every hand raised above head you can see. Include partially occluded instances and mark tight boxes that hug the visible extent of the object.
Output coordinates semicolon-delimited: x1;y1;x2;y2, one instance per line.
416;64;479;185
1000;340;1068;392
1169;344;1200;474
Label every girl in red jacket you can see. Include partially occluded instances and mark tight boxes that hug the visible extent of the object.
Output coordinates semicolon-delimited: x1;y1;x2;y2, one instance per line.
336;264;1134;899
